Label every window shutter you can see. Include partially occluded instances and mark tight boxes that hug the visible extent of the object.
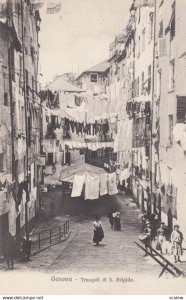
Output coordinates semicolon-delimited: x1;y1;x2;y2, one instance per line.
177;96;186;123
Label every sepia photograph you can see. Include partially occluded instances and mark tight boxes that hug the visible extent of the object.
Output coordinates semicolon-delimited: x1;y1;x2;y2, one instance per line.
0;0;186;296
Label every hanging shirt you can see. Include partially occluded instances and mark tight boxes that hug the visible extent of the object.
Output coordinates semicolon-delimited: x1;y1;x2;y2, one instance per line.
85;173;100;200
100;173;108;196
108;172;118;195
71;174;85;197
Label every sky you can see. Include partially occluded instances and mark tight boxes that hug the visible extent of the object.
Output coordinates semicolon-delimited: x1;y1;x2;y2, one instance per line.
39;0;132;85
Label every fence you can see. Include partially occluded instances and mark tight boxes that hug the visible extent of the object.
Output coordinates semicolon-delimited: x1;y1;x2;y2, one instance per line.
31;221;70;255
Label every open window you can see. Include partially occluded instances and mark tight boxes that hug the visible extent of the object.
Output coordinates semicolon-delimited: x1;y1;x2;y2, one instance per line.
90;73;98;83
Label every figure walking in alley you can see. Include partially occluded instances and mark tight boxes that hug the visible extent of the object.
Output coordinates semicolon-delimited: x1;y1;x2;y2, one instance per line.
2;232;15;270
20;234;32;262
107;207;114;228
171;225;184;263
112;208;121;230
93;216;104;246
156;222;166;254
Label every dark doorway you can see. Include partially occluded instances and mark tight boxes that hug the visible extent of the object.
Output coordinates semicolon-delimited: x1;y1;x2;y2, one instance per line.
47;153;53;165
16;214;20;236
0;213;9;253
167;207;173;239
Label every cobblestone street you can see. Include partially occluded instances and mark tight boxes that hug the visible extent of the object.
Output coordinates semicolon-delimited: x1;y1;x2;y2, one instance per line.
5;193;166;278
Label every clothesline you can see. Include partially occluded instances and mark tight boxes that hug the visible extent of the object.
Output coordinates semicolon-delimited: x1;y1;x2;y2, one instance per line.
65;141;114;150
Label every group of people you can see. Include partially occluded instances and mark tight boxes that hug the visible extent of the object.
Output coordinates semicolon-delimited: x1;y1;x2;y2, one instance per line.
1;232;32;270
108;208;121;230
139;210;184;263
93;208;121;246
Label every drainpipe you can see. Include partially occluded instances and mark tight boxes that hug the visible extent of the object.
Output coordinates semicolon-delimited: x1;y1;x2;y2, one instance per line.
20;0;29;239
8;47;15;182
150;0;157;216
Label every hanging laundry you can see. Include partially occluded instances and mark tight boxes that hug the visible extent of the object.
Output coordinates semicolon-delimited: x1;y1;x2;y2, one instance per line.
108;172;118;195
100;173;108;196
102;120;109;134
85;173;100;200
71;174;85;197
91;143;97;151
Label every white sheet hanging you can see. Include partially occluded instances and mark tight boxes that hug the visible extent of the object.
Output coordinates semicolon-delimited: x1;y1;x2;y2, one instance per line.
71;174;85;197
108;172;118;195
100;173;108;196
85;173;100;200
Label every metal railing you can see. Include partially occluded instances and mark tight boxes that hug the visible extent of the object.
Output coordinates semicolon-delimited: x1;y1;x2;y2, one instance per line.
135;241;185;278
31;221;70;255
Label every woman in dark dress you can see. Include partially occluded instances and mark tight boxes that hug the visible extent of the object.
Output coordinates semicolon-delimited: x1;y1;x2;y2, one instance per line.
93;216;104;246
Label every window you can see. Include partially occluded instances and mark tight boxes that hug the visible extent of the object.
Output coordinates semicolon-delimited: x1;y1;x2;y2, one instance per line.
28;116;31;146
19;56;23;91
138;36;140;57
121;63;125;78
0;153;4;172
148;65;151;94
90;73;98;83
170;2;175;41
138;7;141;24
10;47;15;81
25;69;29;96
142;28;145;52
4;92;8;106
176;96;186;123
117;66;120;81
32;75;34;100
149;13;154;42
141;72;144;95
158;20;163;38
47;153;53;165
157;69;162;98
169;59;175;91
168;115;173;145
136;77;139;97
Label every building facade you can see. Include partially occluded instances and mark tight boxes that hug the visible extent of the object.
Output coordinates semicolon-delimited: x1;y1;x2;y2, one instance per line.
152;0;186;238
0;0;43;251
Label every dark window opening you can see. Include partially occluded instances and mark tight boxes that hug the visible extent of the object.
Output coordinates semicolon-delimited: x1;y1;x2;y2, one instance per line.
47;153;54;165
168;115;173;145
0;153;4;172
25;69;29;96
10;47;15;81
177;96;186;123
4;92;8;106
158;20;163;38
90;73;98;83
170;2;175;41
141;72;144;95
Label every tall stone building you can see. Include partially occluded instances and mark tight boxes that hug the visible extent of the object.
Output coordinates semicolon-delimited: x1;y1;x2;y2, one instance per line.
152;0;186;238
0;0;43;252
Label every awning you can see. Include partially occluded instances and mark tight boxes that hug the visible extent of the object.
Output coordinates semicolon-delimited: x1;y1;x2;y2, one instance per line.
59;163;106;183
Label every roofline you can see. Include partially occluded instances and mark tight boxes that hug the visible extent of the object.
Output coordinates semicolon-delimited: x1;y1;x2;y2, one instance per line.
76;67;110;81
